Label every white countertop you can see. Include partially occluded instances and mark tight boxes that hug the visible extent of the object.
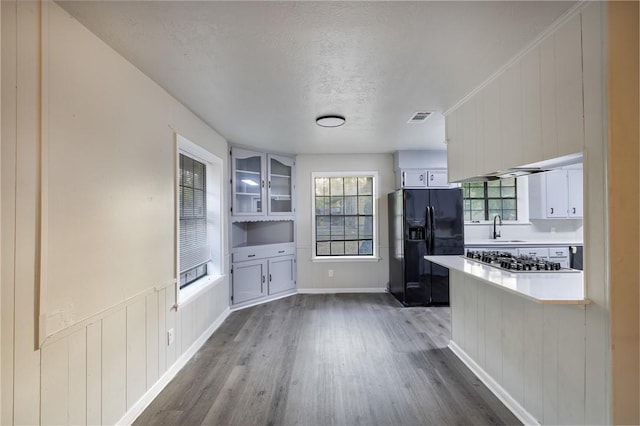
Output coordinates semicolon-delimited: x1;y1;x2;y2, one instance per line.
425;255;589;305
465;239;583;247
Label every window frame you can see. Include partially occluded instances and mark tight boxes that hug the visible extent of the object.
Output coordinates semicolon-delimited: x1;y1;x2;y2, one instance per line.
175;134;224;305
311;171;379;262
462;178;529;224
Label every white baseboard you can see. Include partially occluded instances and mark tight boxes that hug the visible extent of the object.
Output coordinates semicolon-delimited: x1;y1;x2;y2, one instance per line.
448;341;540;426
117;307;231;426
297;287;387;294
230;290;297;312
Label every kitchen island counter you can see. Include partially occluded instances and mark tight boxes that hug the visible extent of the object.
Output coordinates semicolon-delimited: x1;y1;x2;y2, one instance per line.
425;255;589;305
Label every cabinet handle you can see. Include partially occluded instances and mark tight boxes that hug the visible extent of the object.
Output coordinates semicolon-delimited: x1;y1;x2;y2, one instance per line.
419;174;424;181
262;180;265;188
550;207;554;214
269;274;272;282
572;207;576;214
248;254;256;258
278;250;285;253
430;174;434;181
268;181;271;189
262;275;265;283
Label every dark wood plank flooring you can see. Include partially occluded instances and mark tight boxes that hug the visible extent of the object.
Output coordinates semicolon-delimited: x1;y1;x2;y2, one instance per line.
135;293;520;425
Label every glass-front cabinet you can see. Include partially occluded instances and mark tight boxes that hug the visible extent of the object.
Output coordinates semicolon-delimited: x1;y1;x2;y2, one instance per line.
268;154;294;215
231;148;295;218
232;148;265;215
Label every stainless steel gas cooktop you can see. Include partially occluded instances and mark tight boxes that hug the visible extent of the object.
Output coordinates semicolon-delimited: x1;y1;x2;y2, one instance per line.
464;250;580;273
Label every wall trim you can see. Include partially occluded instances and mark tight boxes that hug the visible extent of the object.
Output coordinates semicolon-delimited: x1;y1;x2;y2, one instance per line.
448;341;540;426
116;306;231;426
229;290;296;312
297;288;387;294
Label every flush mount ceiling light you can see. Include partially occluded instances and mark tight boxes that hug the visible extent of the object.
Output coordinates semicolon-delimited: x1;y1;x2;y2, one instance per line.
316;115;345;128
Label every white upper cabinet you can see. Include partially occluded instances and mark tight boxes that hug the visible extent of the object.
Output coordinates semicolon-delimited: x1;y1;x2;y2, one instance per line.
427;170;449;187
402;170;428;188
232;148;266;216
544;170;570;218
529;167;583;219
567;168;583;217
400;169;449;188
445;11;586;182
268;154;294;215
231;148;295;218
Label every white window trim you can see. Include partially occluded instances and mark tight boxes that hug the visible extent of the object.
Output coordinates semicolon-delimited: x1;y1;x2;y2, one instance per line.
175;134;225;306
311;171;379;261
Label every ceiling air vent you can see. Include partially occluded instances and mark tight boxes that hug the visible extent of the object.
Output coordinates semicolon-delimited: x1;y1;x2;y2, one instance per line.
408;111;432;123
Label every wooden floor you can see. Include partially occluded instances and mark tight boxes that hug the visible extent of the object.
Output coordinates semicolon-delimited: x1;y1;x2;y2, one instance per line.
135;293;520;425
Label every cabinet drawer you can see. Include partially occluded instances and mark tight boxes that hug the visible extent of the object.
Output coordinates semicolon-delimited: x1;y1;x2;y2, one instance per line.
517;247;549;258
549;247;570;258
233;244;295;262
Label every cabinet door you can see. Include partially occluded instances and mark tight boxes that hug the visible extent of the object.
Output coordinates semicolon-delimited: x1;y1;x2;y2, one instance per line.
517;247;549;259
232;260;266;304
402;170;428;188
268;255;295;295
544;170;568;218
232;148;265;216
268;154;294;215
567;169;583;218
427;171;448;187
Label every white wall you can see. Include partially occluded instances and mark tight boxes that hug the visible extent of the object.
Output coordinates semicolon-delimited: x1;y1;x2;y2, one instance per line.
1;2;230;424
295;154;394;291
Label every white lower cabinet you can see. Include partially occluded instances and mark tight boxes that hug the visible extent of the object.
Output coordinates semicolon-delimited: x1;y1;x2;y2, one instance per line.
267;255;296;295
232;259;267;304
231;243;296;305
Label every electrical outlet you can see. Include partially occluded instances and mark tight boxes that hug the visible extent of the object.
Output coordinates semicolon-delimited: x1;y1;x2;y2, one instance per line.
328;269;334;278
167;328;175;346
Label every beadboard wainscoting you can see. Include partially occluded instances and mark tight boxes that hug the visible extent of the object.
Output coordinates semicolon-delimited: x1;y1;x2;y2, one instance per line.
39;281;229;425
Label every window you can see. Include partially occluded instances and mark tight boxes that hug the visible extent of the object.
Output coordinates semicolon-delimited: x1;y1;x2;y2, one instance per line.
177;135;223;298
312;172;378;259
179;154;209;287
462;178;517;222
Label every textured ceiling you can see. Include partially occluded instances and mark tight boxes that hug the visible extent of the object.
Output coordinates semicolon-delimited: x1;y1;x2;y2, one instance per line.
57;1;577;154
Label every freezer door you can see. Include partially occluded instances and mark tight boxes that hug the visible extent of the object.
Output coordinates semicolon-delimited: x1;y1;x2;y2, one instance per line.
404;239;428;306
388;191;405;302
429;189;465;255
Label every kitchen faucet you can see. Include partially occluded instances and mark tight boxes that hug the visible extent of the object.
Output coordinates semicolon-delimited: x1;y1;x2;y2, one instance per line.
492;214;502;239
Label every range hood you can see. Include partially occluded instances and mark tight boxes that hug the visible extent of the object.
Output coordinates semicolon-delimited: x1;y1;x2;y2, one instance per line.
456;152;583;182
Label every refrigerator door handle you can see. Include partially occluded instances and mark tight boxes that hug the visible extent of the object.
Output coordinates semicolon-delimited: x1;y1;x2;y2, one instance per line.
425;206;431;248
429;206;436;253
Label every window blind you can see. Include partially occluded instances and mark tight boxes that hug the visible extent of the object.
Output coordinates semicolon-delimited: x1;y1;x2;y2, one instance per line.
179;154;210;275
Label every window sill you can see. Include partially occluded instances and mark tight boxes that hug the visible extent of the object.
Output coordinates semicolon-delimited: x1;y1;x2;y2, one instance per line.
178;273;226;307
312;256;380;263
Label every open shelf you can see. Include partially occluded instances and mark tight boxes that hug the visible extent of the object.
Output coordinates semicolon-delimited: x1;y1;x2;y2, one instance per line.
232;220;294;248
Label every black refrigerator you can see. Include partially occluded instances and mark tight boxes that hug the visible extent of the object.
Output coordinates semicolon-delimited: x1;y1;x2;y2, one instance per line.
388;188;464;306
